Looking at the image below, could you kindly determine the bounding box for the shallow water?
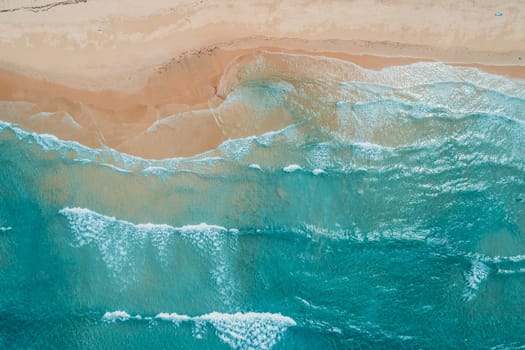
[1,58,525,349]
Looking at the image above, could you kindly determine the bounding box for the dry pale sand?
[0,0,524,158]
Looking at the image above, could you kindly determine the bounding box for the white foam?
[248,163,261,170]
[490,344,525,350]
[0,120,225,173]
[177,222,238,304]
[178,223,228,233]
[330,327,343,334]
[100,162,132,173]
[463,260,490,301]
[312,168,327,176]
[142,166,172,175]
[306,142,332,169]
[293,224,352,240]
[283,164,302,173]
[59,207,238,296]
[496,268,525,275]
[254,124,298,147]
[155,312,192,323]
[292,223,430,242]
[0,227,12,232]
[59,208,231,244]
[104,310,296,349]
[219,136,255,160]
[102,310,136,323]
[353,141,393,153]
[295,296,323,310]
[136,222,175,230]
[477,254,525,263]
[199,312,296,350]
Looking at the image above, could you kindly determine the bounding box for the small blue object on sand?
[495,12,503,16]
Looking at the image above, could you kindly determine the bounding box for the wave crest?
[103,310,296,350]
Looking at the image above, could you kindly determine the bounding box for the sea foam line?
[59,207,239,299]
[0,120,302,173]
[468,252,525,264]
[0,226,12,232]
[0,120,224,172]
[222,51,525,101]
[102,310,296,350]
[59,207,233,235]
[496,268,525,275]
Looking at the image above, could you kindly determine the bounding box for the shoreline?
[1,0,524,91]
[1,0,524,158]
[1,44,524,158]
[1,38,524,93]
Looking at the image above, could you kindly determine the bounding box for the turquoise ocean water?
[1,57,525,349]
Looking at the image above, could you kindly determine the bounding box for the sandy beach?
[0,0,524,158]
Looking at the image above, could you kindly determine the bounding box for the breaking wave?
[102,310,296,350]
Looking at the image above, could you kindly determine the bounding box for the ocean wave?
[141,166,173,176]
[463,260,490,301]
[355,79,524,112]
[0,120,225,173]
[59,207,238,295]
[459,252,525,279]
[345,95,524,126]
[253,124,298,148]
[219,51,525,100]
[312,168,327,176]
[468,253,525,264]
[490,343,525,350]
[0,120,303,174]
[59,206,235,240]
[102,310,296,350]
[102,310,142,322]
[0,226,12,232]
[283,164,302,173]
[496,268,525,275]
[306,142,333,169]
[291,223,432,242]
[218,135,256,161]
[2,71,524,178]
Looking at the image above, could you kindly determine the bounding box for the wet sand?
[0,0,523,158]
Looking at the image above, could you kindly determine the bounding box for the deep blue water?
[1,59,525,349]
